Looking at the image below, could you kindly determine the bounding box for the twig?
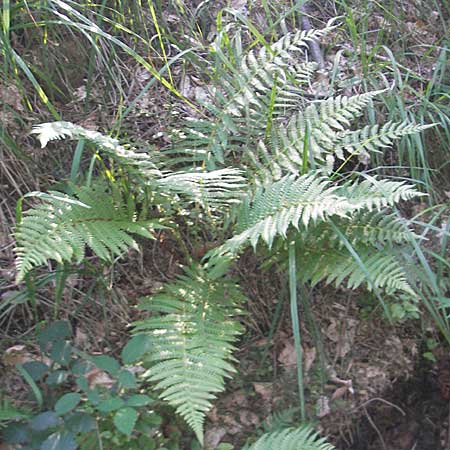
[298,1,325,71]
[354,397,406,416]
[363,406,387,450]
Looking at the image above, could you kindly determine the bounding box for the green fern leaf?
[248,94,434,182]
[130,264,246,444]
[31,122,246,210]
[170,20,338,168]
[14,186,163,282]
[296,243,416,296]
[243,425,335,450]
[218,172,360,254]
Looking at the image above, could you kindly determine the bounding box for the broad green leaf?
[91,355,120,375]
[38,321,71,350]
[118,370,137,388]
[40,431,77,450]
[46,370,68,385]
[55,393,81,416]
[121,334,150,364]
[30,411,60,431]
[65,412,96,434]
[49,341,72,365]
[97,396,124,413]
[113,407,138,437]
[22,361,49,381]
[125,394,153,407]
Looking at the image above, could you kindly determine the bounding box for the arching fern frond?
[243,425,335,450]
[295,243,415,296]
[14,186,163,282]
[333,121,433,160]
[31,122,246,210]
[130,264,246,444]
[246,94,434,183]
[340,176,425,210]
[169,20,338,168]
[158,168,246,207]
[31,121,160,178]
[311,211,417,247]
[219,172,356,254]
[214,172,423,256]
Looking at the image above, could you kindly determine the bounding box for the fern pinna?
[243,425,335,450]
[129,264,246,445]
[14,186,163,282]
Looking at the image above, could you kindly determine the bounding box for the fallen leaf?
[331,385,349,400]
[204,426,227,448]
[86,368,114,389]
[278,340,297,368]
[253,382,273,402]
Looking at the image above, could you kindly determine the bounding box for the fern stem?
[288,241,305,420]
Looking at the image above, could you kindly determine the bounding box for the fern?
[243,425,335,450]
[212,172,423,256]
[14,185,163,282]
[306,211,418,247]
[169,20,337,168]
[31,122,246,209]
[130,264,246,444]
[260,408,300,433]
[247,99,433,183]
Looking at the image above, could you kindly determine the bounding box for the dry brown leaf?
[2,345,33,366]
[278,340,297,368]
[238,410,260,427]
[316,396,330,418]
[253,382,273,402]
[331,385,349,400]
[86,368,114,389]
[304,346,316,374]
[204,426,227,448]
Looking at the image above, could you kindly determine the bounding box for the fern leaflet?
[243,425,335,450]
[14,185,163,282]
[130,264,246,444]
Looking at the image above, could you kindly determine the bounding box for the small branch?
[298,2,326,71]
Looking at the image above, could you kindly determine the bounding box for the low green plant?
[11,16,437,448]
[2,321,164,450]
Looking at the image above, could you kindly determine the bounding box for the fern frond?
[130,264,246,444]
[246,95,434,183]
[261,408,300,433]
[243,425,335,450]
[341,176,425,210]
[31,122,246,210]
[31,121,160,177]
[217,172,359,254]
[296,243,416,296]
[169,21,338,168]
[315,211,417,247]
[334,121,434,158]
[158,168,246,207]
[213,172,423,261]
[14,186,163,282]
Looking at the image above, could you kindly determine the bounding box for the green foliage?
[10,12,437,450]
[31,121,247,209]
[130,263,246,444]
[213,173,422,257]
[243,425,335,450]
[2,321,163,450]
[14,185,163,282]
[0,397,29,429]
[170,20,338,168]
